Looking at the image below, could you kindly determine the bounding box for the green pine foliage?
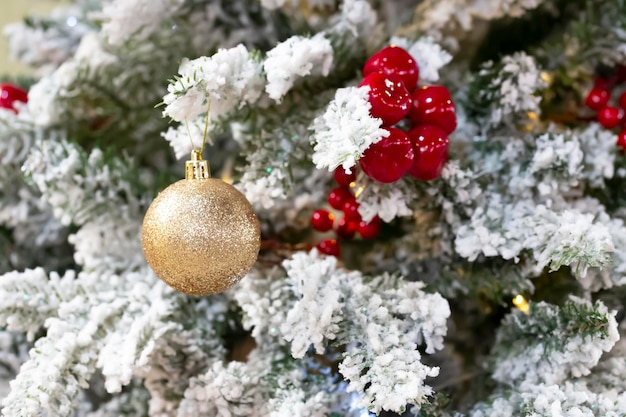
[0,0,626,415]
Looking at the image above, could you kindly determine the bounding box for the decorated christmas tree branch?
[490,298,619,385]
[234,250,450,414]
[4,2,95,75]
[465,51,547,130]
[0,267,232,416]
[2,0,626,415]
[470,379,626,417]
[84,386,150,417]
[0,268,69,341]
[23,140,142,227]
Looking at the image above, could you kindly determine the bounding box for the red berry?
[619,91,626,111]
[359,72,411,126]
[342,199,361,221]
[358,216,381,239]
[409,85,456,134]
[336,217,358,239]
[334,167,356,186]
[359,127,414,183]
[585,87,610,111]
[617,131,626,153]
[363,45,419,91]
[617,65,626,83]
[316,239,340,256]
[328,187,354,210]
[594,77,610,90]
[311,209,334,232]
[407,125,449,181]
[0,83,28,113]
[597,106,623,129]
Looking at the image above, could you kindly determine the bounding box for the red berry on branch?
[0,83,28,113]
[311,209,334,232]
[334,166,356,186]
[617,131,626,153]
[593,77,609,89]
[336,217,358,239]
[359,127,415,183]
[617,65,626,83]
[342,199,361,221]
[619,91,626,111]
[597,106,623,129]
[407,125,449,181]
[328,187,354,210]
[585,87,610,111]
[358,216,381,239]
[316,239,340,256]
[363,45,419,91]
[409,85,457,134]
[359,72,411,126]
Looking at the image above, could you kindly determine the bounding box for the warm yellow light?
[540,71,552,84]
[350,172,368,198]
[527,111,539,120]
[220,158,234,184]
[512,294,530,314]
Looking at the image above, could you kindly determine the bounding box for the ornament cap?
[185,150,211,179]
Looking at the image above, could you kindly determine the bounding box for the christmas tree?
[1,0,626,415]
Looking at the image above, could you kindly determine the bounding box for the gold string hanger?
[185,101,211,180]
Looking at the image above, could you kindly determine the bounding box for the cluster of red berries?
[584,67,626,151]
[310,46,459,257]
[0,83,28,113]
[311,166,382,257]
[358,45,457,183]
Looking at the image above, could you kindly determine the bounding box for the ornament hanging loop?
[185,149,211,179]
[184,99,212,180]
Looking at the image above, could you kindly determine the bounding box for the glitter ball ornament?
[142,151,260,296]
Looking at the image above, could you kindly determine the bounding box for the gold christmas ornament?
[142,150,261,296]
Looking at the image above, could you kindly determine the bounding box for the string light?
[527,111,539,120]
[512,294,530,314]
[351,171,368,199]
[220,157,234,184]
[540,71,552,84]
[522,111,540,132]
